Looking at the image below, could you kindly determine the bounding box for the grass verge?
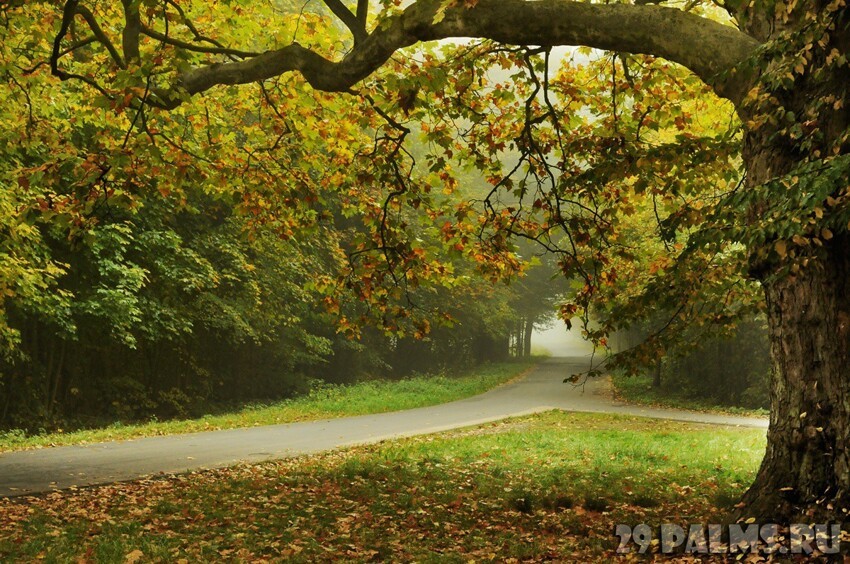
[0,411,766,562]
[0,359,538,452]
[612,373,768,418]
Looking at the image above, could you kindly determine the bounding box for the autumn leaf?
[774,239,788,258]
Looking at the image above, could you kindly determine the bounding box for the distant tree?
[508,248,566,358]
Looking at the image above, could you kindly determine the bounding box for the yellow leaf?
[822,228,834,240]
[774,240,787,258]
[432,1,450,24]
[125,550,144,564]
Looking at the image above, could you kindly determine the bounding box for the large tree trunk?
[741,237,850,520]
[733,0,850,515]
[738,88,850,519]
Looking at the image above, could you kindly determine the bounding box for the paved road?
[0,357,767,497]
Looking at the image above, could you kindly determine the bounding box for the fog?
[530,320,595,358]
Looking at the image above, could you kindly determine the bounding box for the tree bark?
[731,0,850,516]
[740,235,850,520]
[523,318,533,358]
[48,340,67,418]
[514,319,525,358]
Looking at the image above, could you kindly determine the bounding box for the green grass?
[0,360,538,453]
[612,372,769,418]
[0,411,767,562]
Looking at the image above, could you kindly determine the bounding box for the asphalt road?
[0,356,767,497]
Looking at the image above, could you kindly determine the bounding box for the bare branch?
[140,24,261,58]
[322,0,367,44]
[162,0,260,59]
[75,4,125,68]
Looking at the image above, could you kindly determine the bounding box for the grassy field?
[612,373,769,418]
[0,360,537,453]
[0,411,767,562]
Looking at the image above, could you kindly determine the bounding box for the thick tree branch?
[322,0,367,44]
[75,4,125,68]
[356,0,369,26]
[120,0,141,62]
[163,0,759,108]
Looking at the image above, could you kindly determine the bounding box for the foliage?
[354,36,759,374]
[0,2,571,431]
[713,0,850,277]
[0,0,759,418]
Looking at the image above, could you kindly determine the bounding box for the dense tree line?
[614,317,770,409]
[0,167,538,431]
[0,145,550,430]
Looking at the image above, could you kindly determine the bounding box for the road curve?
[0,357,767,497]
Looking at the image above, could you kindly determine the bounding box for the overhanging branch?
[97,0,763,108]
